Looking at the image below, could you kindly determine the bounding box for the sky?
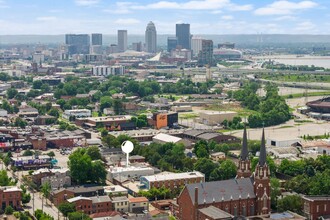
[0,0,329,35]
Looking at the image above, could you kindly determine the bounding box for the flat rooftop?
[142,171,204,182]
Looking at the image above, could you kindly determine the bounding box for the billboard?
[156,113,168,129]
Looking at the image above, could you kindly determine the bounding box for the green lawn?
[206,103,258,117]
[260,73,330,83]
[283,91,330,99]
[179,113,199,119]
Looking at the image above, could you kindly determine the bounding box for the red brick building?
[303,196,330,220]
[0,186,22,210]
[68,195,112,215]
[175,128,271,220]
[51,186,105,206]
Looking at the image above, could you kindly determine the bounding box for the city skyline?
[0,0,328,35]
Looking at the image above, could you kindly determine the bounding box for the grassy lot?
[178,113,199,119]
[206,103,258,117]
[283,91,330,99]
[260,73,330,83]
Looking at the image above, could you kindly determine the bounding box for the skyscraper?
[198,39,214,66]
[167,37,178,52]
[176,23,191,50]
[65,34,90,55]
[91,33,102,45]
[145,21,157,53]
[117,30,127,52]
[191,36,203,56]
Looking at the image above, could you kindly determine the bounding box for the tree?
[100,96,112,111]
[90,160,107,184]
[47,151,55,158]
[101,134,120,148]
[277,195,303,214]
[0,170,14,186]
[6,88,18,99]
[194,158,218,181]
[219,160,237,180]
[22,149,34,156]
[59,202,76,217]
[22,191,31,204]
[112,99,123,115]
[68,148,106,184]
[100,128,108,137]
[33,80,43,89]
[68,150,92,184]
[86,146,102,160]
[270,178,281,210]
[5,206,14,215]
[14,117,28,128]
[48,108,60,118]
[41,182,51,207]
[68,211,91,220]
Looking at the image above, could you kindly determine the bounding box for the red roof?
[128,197,148,203]
[89,211,121,218]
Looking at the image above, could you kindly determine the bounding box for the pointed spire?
[259,127,267,166]
[240,124,248,160]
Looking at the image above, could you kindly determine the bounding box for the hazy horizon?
[2,34,330,46]
[0,0,328,35]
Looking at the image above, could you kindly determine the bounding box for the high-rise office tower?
[117,30,127,52]
[167,37,178,52]
[91,33,102,45]
[191,36,203,56]
[145,21,157,53]
[176,23,191,50]
[198,40,214,66]
[65,34,90,55]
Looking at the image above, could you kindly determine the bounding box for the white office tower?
[191,36,203,56]
[145,21,157,53]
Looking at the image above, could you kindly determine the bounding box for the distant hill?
[1,34,330,47]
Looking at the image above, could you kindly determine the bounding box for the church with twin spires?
[175,127,271,220]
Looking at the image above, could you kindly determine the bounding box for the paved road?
[0,161,63,219]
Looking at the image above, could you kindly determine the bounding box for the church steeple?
[241,124,248,160]
[236,125,251,178]
[259,127,266,166]
[254,128,271,216]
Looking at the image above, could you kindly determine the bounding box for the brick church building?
[175,127,271,220]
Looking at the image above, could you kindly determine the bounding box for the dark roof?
[198,133,220,140]
[199,206,233,219]
[240,125,248,160]
[186,178,255,205]
[259,128,267,166]
[184,129,210,137]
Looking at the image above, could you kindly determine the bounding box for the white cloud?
[221,15,233,20]
[228,3,253,11]
[211,10,222,14]
[131,0,252,11]
[255,0,318,15]
[36,16,57,21]
[274,15,297,21]
[104,2,136,14]
[114,18,140,25]
[294,21,315,31]
[74,0,100,6]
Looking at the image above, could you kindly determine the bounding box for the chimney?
[194,187,198,206]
